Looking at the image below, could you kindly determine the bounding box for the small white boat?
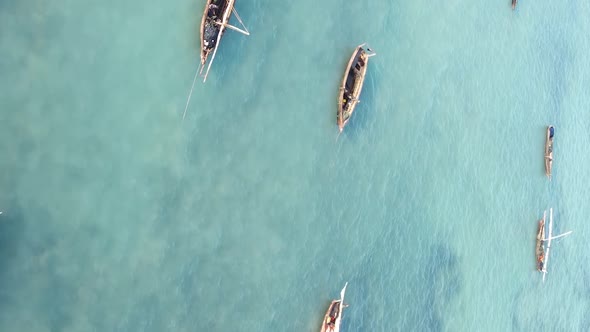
[320,283,348,332]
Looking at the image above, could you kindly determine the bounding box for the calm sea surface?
[1,0,590,331]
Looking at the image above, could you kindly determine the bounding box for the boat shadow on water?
[0,197,87,331]
[0,203,25,312]
[338,276,368,331]
[396,244,462,331]
[344,241,462,330]
[417,244,463,331]
[0,204,24,268]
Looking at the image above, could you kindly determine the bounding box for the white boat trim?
[542,208,553,282]
[340,282,347,303]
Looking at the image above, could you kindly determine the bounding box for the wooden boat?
[337,44,376,132]
[183,0,250,118]
[544,125,554,180]
[535,211,546,272]
[199,0,249,82]
[320,283,348,332]
[512,0,517,10]
[542,208,573,282]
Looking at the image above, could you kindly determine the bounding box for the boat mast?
[202,38,222,82]
[542,208,573,282]
[337,282,348,325]
[340,282,347,302]
[542,208,553,282]
[202,0,238,82]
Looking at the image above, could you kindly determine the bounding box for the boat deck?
[337,45,369,130]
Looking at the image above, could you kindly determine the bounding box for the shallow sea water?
[1,0,590,331]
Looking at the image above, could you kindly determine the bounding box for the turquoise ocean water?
[1,0,590,330]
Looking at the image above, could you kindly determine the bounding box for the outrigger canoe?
[337,44,376,132]
[545,125,554,179]
[535,211,546,272]
[199,0,249,82]
[320,283,348,332]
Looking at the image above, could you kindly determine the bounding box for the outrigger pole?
[545,231,573,242]
[215,8,250,36]
[359,43,377,57]
[184,4,250,119]
[541,208,572,282]
[202,40,222,83]
[215,21,249,35]
[203,9,249,82]
[231,7,250,35]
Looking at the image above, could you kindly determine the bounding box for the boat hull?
[200,0,235,66]
[337,45,370,132]
[535,218,545,271]
[320,300,343,332]
[545,125,554,179]
[320,283,347,332]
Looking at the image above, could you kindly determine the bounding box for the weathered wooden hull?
[337,45,370,132]
[320,300,343,332]
[545,125,554,179]
[200,0,235,67]
[536,218,545,271]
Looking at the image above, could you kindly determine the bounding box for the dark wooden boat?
[535,212,546,272]
[199,0,249,82]
[545,125,554,180]
[320,283,347,332]
[183,0,249,118]
[512,0,517,10]
[337,44,375,132]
